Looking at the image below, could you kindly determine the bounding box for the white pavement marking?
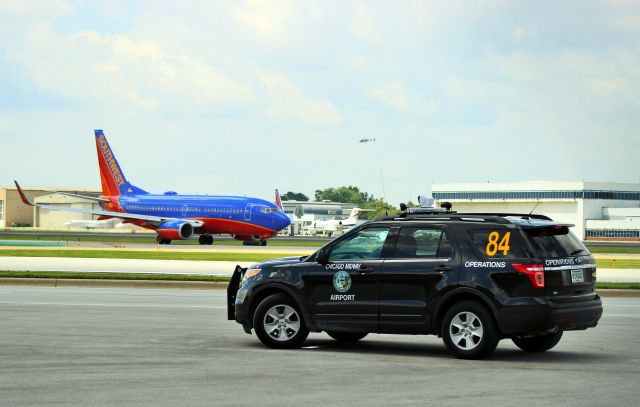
[596,268,640,282]
[0,256,253,276]
[0,257,638,282]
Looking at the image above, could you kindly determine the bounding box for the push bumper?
[227,265,245,321]
[227,265,252,334]
[497,295,603,336]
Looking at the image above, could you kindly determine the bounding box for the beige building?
[34,193,102,228]
[433,181,640,241]
[0,185,101,228]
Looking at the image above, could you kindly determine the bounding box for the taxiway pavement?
[0,286,638,407]
[0,256,638,281]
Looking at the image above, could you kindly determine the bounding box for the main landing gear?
[198,234,214,245]
[157,237,171,245]
[242,239,267,246]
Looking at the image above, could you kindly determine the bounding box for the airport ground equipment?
[228,206,603,359]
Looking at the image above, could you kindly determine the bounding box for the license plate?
[571,269,584,284]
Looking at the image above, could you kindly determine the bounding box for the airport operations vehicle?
[228,206,603,359]
[15,130,290,246]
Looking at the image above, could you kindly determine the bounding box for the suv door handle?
[434,265,452,272]
[358,266,375,274]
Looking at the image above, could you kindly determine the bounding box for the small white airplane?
[64,218,141,231]
[304,208,372,236]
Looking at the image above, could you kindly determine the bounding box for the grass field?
[0,249,306,262]
[586,245,640,255]
[0,271,228,281]
[1,271,638,289]
[0,248,638,268]
[0,234,326,247]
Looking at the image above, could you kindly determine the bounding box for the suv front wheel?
[253,294,309,349]
[512,331,563,352]
[441,301,499,359]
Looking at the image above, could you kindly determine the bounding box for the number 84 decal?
[486,231,511,256]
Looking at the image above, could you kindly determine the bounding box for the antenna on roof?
[527,201,542,218]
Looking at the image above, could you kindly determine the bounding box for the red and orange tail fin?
[275,189,284,211]
[94,129,147,197]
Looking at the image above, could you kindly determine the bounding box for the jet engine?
[156,220,194,240]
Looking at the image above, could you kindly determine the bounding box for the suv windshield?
[525,226,589,258]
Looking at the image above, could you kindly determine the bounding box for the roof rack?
[377,213,512,224]
[376,212,553,224]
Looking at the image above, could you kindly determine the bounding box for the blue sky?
[1,0,639,204]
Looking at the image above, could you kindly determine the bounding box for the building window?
[586,229,640,238]
[433,190,640,201]
[0,200,4,221]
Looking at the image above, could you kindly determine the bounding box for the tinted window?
[330,227,390,260]
[393,227,453,258]
[525,227,589,258]
[470,229,528,259]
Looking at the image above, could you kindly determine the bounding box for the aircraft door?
[244,203,254,221]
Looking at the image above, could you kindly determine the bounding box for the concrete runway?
[0,256,638,281]
[0,286,638,407]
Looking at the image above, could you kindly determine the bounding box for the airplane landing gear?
[157,237,171,245]
[199,235,214,245]
[242,239,267,246]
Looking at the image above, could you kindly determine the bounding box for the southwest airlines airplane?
[15,130,291,246]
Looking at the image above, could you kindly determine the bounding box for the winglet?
[275,189,284,211]
[13,181,34,206]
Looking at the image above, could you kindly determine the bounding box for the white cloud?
[259,71,343,125]
[369,82,438,117]
[10,27,255,113]
[229,0,298,46]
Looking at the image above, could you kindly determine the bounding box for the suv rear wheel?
[253,294,309,349]
[441,301,499,359]
[326,331,368,343]
[512,331,563,352]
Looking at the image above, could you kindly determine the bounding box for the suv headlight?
[242,268,262,284]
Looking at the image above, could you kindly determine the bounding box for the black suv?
[227,210,603,359]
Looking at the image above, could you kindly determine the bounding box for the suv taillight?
[512,263,545,289]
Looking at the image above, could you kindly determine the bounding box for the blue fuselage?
[110,194,291,236]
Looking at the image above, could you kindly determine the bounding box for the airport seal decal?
[333,271,351,293]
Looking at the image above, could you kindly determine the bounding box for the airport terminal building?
[433,181,640,241]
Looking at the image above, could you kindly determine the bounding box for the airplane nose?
[277,212,291,230]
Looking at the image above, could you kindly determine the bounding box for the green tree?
[361,198,397,220]
[314,186,373,204]
[282,191,309,201]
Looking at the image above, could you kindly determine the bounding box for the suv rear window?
[524,226,588,258]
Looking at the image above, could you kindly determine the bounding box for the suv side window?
[392,227,453,259]
[469,229,528,259]
[329,227,390,261]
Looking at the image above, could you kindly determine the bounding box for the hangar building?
[0,185,101,229]
[433,181,640,241]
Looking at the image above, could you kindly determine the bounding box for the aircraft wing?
[14,181,203,228]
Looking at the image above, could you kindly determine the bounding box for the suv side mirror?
[316,248,330,265]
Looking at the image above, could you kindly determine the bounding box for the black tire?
[326,331,368,343]
[512,331,563,352]
[206,235,214,245]
[441,300,499,359]
[260,239,267,246]
[198,235,207,245]
[253,294,309,349]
